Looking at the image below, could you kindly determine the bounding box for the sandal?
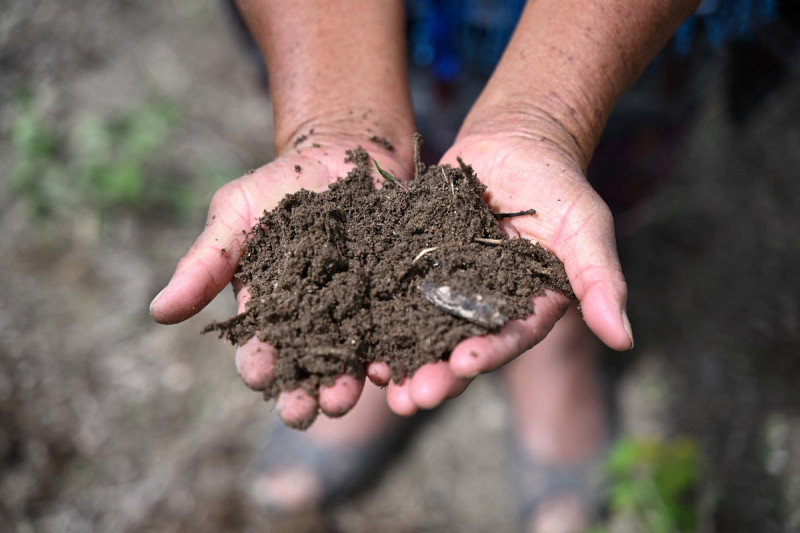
[247,412,425,515]
[511,349,620,532]
[513,439,610,532]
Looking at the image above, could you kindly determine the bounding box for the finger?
[572,262,632,351]
[449,291,570,378]
[365,361,392,386]
[276,387,319,430]
[407,361,471,410]
[318,374,365,418]
[233,278,249,313]
[386,378,418,417]
[235,337,276,391]
[150,182,253,324]
[554,199,633,351]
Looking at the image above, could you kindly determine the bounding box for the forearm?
[460,0,699,169]
[235,0,415,157]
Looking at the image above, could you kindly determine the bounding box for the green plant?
[7,89,185,219]
[373,158,406,190]
[590,436,704,533]
[8,89,61,216]
[71,100,180,210]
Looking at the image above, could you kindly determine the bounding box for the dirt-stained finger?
[449,291,570,378]
[276,388,319,430]
[149,182,251,325]
[233,278,249,313]
[235,336,276,391]
[365,361,392,386]
[318,374,364,417]
[386,378,418,417]
[408,361,471,409]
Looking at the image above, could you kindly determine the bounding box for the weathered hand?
[150,139,409,428]
[381,130,633,415]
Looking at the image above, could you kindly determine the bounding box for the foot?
[248,381,408,512]
[502,304,610,533]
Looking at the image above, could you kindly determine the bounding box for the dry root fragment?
[412,247,440,264]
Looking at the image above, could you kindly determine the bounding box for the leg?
[502,304,609,533]
[249,381,405,512]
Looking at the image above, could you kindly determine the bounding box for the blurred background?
[1,1,799,532]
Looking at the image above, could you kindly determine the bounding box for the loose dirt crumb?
[369,135,395,151]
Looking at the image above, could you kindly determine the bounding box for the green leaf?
[373,158,404,189]
[609,481,638,511]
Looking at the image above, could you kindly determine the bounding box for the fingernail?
[149,287,166,313]
[621,310,634,350]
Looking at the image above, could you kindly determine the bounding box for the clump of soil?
[204,143,573,401]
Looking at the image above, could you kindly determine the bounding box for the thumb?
[149,184,252,324]
[555,196,633,351]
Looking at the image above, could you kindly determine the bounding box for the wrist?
[275,108,416,178]
[276,108,414,162]
[457,0,700,171]
[457,105,595,173]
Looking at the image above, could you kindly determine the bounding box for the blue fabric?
[407,0,780,79]
[407,0,526,80]
[674,0,778,54]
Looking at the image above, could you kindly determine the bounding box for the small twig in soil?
[493,209,537,219]
[412,246,440,264]
[309,346,353,358]
[473,237,504,245]
[413,132,424,181]
[442,167,455,198]
[527,266,554,277]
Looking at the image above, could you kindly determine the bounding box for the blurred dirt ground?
[1,1,799,532]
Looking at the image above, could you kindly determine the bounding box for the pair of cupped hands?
[149,116,632,429]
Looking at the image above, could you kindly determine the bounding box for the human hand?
[379,127,633,415]
[374,0,693,420]
[150,135,410,429]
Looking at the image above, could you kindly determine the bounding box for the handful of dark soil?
[205,145,573,400]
